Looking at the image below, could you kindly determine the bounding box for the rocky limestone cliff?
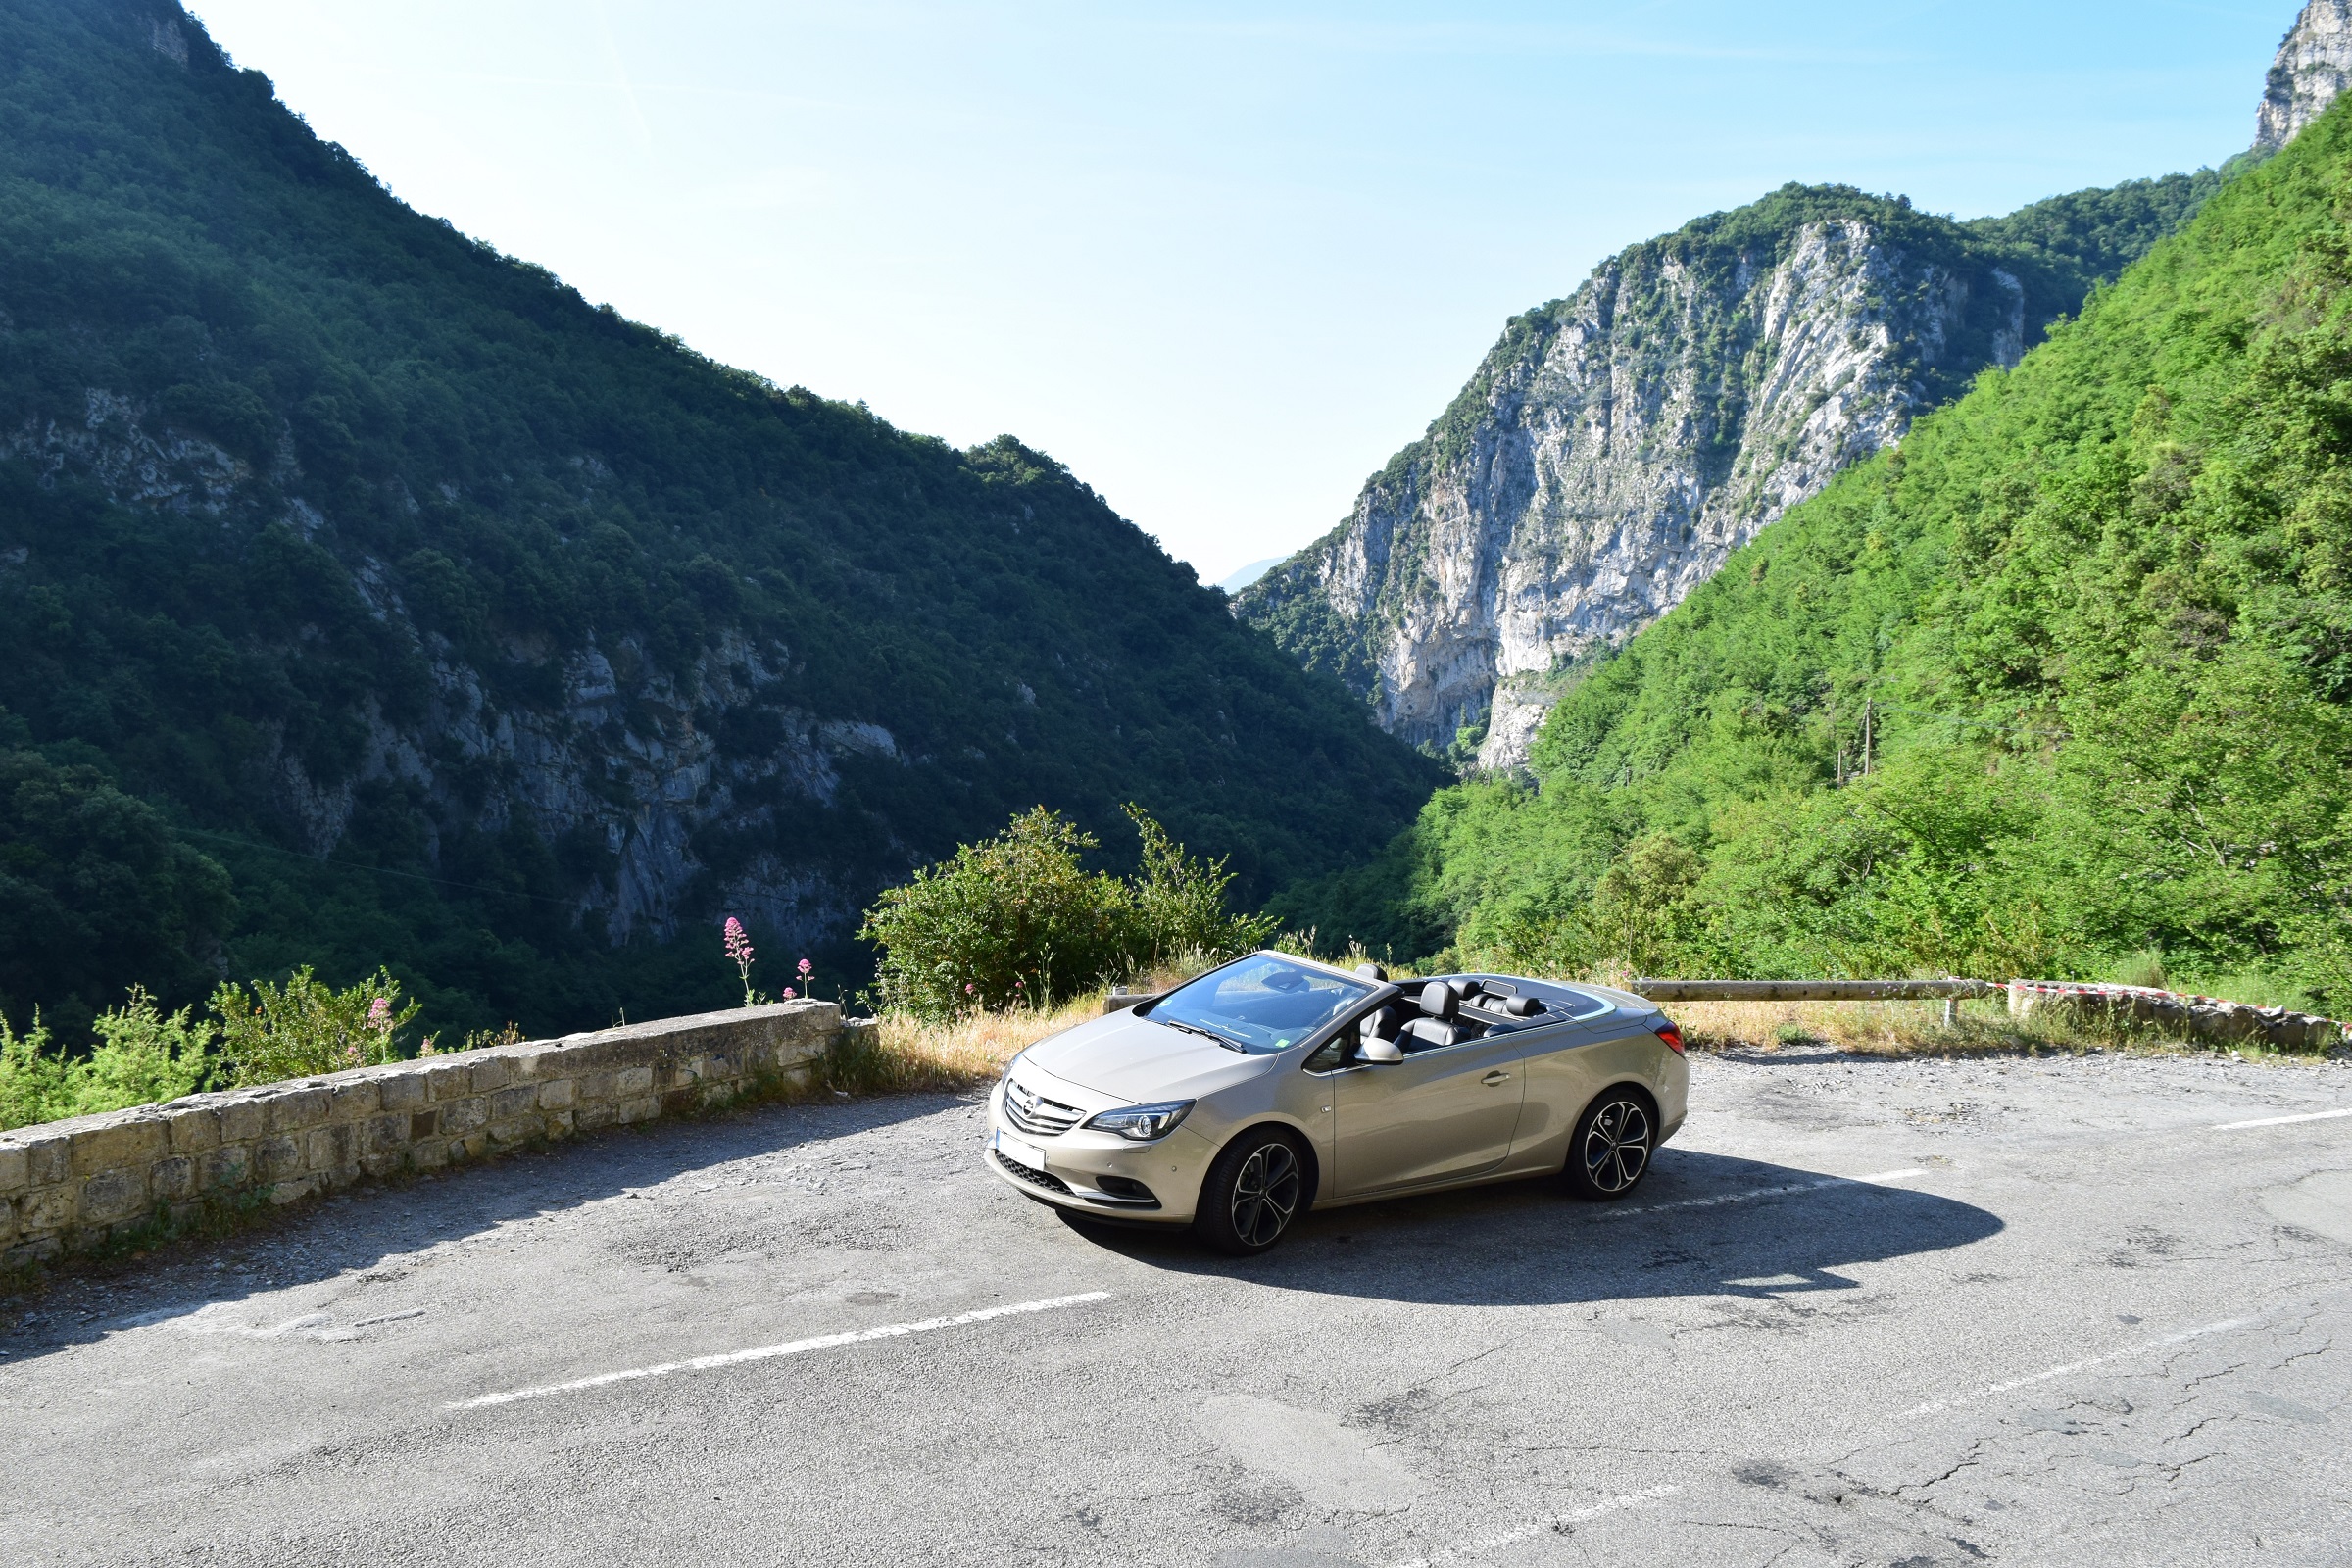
[1241,162,2236,772]
[2259,1,2352,152]
[1239,189,2086,767]
[5,391,883,954]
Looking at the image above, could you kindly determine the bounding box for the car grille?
[1002,1079,1084,1137]
[993,1149,1073,1195]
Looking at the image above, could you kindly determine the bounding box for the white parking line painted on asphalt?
[450,1291,1113,1410]
[2214,1107,2352,1131]
[1392,1485,1680,1567]
[1898,1316,2256,1419]
[350,1308,427,1328]
[1601,1168,1926,1219]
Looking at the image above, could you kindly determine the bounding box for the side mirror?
[1356,1036,1403,1064]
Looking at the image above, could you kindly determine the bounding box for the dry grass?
[817,996,1102,1096]
[815,956,1232,1098]
[1667,996,2329,1059]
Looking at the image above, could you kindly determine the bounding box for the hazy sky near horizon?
[189,0,2293,582]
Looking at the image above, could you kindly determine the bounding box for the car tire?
[1194,1128,1308,1256]
[1565,1089,1655,1200]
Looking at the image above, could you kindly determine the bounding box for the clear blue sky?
[189,0,2296,582]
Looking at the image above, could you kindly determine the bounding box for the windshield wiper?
[1158,1018,1247,1053]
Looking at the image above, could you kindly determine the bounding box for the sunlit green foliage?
[210,966,422,1085]
[861,807,1276,1018]
[0,989,219,1130]
[1279,105,2352,1011]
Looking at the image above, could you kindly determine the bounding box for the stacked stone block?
[2005,980,2342,1051]
[0,1000,861,1270]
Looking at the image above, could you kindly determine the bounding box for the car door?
[1332,1031,1529,1196]
[1507,999,1653,1171]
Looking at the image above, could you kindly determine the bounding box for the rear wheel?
[1194,1129,1307,1255]
[1565,1090,1654,1200]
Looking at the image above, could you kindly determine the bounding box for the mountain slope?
[1236,175,2223,769]
[0,0,1444,1036]
[1290,91,2352,1008]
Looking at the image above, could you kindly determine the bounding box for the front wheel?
[1194,1129,1307,1255]
[1565,1090,1654,1200]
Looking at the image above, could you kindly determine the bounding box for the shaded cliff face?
[2259,1,2352,151]
[1239,185,2177,766]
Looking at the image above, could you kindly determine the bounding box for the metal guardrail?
[1631,979,2003,1002]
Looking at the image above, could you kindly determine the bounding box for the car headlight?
[1081,1100,1195,1141]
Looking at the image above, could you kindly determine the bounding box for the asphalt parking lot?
[3,1045,2348,1567]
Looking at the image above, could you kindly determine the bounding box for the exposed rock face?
[1239,191,2042,767]
[2258,1,2352,152]
[5,392,884,953]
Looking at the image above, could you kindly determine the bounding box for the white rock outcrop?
[2258,1,2352,152]
[1242,208,2029,768]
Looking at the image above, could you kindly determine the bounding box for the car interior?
[1353,976,1560,1057]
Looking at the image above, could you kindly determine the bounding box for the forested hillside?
[0,0,1443,1038]
[1281,96,2352,1013]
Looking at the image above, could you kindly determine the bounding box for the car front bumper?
[982,1073,1217,1224]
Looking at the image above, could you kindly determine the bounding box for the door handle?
[1483,1070,1512,1085]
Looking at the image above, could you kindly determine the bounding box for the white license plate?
[996,1131,1047,1171]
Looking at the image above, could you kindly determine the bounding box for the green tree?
[860,808,1132,1016]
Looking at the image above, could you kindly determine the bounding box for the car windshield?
[1148,955,1373,1054]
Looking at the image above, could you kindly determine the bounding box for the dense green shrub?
[0,988,218,1130]
[860,807,1275,1018]
[211,966,422,1084]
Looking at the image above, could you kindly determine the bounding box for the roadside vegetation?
[858,805,1272,1018]
[0,966,489,1132]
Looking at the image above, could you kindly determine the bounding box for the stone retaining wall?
[2006,980,2341,1050]
[0,1000,864,1271]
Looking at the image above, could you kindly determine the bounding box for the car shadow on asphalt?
[1063,1148,2004,1305]
[0,1091,977,1361]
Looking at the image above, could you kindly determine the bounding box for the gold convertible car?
[985,951,1689,1253]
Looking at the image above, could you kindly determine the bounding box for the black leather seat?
[1400,981,1463,1052]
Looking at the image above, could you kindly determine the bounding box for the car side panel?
[1331,1035,1529,1196]
[1506,1019,1681,1174]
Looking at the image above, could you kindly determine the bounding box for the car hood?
[1018,1010,1267,1104]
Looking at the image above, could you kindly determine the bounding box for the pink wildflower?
[798,957,812,976]
[783,987,796,999]
[723,917,759,1005]
[368,996,392,1030]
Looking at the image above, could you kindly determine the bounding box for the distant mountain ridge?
[1238,175,2224,766]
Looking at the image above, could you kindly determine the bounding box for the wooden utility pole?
[1863,696,1874,776]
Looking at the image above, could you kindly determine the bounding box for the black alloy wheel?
[1567,1092,1654,1200]
[1196,1130,1306,1255]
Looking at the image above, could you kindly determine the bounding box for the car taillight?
[1654,1021,1685,1055]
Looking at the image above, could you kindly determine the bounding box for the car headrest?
[1355,961,1388,981]
[1358,1005,1401,1042]
[1418,981,1457,1022]
[1502,995,1541,1017]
